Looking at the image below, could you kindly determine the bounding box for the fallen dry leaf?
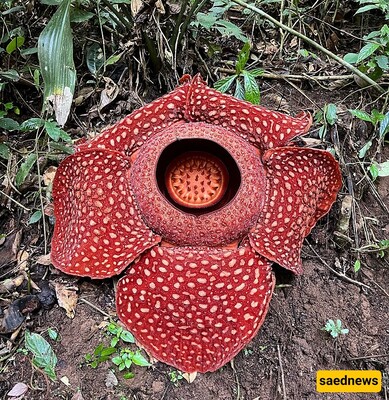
[182,371,197,383]
[7,382,28,398]
[43,166,57,186]
[0,274,24,294]
[98,77,119,111]
[71,391,85,400]
[55,283,78,318]
[36,254,52,266]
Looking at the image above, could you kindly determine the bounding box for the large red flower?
[51,75,342,373]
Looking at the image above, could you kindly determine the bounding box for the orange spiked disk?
[165,151,229,209]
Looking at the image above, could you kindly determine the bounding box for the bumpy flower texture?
[51,75,342,373]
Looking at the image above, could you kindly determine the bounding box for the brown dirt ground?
[1,83,388,400]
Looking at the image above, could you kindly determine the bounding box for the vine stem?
[230,0,385,94]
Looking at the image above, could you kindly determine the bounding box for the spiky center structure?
[165,151,229,209]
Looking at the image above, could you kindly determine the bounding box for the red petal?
[77,83,190,155]
[249,147,342,274]
[186,75,312,150]
[116,245,275,373]
[51,149,161,278]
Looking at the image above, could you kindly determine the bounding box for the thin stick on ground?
[306,242,371,290]
[231,0,385,94]
[79,297,111,318]
[277,344,287,400]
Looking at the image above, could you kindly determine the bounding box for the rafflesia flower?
[51,75,342,373]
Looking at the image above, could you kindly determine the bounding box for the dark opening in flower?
[51,75,342,373]
[156,139,241,214]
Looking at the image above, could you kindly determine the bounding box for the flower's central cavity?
[156,139,241,215]
[165,151,229,209]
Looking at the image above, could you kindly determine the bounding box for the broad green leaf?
[358,140,372,158]
[236,42,250,74]
[40,0,62,5]
[20,47,38,56]
[20,118,45,131]
[354,259,361,273]
[15,153,37,186]
[375,55,389,70]
[6,36,25,54]
[86,43,104,75]
[371,109,384,124]
[45,121,72,142]
[355,4,380,14]
[356,42,380,64]
[379,112,389,139]
[216,20,247,42]
[196,13,217,29]
[344,53,359,64]
[71,8,94,23]
[112,356,121,365]
[132,351,151,367]
[376,161,389,177]
[325,103,337,125]
[100,347,117,357]
[105,52,123,67]
[0,117,20,131]
[120,330,135,343]
[249,68,264,77]
[369,163,379,180]
[0,69,20,81]
[25,331,57,381]
[242,70,260,104]
[299,49,310,57]
[0,143,10,160]
[38,0,76,126]
[349,109,372,122]
[49,142,74,154]
[318,125,327,140]
[47,328,59,341]
[29,210,43,224]
[234,79,245,100]
[214,75,236,93]
[33,69,40,87]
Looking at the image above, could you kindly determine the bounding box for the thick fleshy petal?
[116,245,275,373]
[77,83,190,156]
[51,149,161,278]
[185,75,312,150]
[249,147,342,274]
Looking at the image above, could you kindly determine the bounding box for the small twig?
[216,67,357,82]
[0,190,31,211]
[277,344,287,400]
[79,297,111,318]
[229,359,242,400]
[306,242,371,290]
[348,353,389,361]
[230,0,385,93]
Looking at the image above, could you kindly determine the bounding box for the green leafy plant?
[24,330,58,380]
[193,0,247,42]
[344,25,389,82]
[314,103,338,139]
[84,343,117,368]
[214,42,263,104]
[112,349,151,379]
[322,319,349,338]
[349,109,389,180]
[168,369,184,387]
[354,0,389,19]
[355,239,389,258]
[84,321,149,378]
[106,321,135,347]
